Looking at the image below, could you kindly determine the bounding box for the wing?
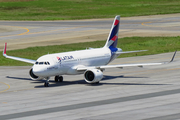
[3,43,36,64]
[77,51,177,71]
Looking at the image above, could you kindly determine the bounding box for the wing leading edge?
[3,43,36,64]
[77,50,177,71]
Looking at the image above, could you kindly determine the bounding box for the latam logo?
[57,56,61,62]
[57,55,74,62]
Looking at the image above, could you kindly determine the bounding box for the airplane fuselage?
[32,47,122,77]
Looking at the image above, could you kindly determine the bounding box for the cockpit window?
[35,61,50,65]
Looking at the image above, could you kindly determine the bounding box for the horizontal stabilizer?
[115,50,147,55]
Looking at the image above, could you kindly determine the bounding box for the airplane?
[3,15,177,87]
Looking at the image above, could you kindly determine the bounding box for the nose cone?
[32,65,47,77]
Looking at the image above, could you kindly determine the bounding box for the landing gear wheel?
[54,76,63,82]
[44,78,50,87]
[95,81,99,84]
[44,82,49,87]
[55,76,59,82]
[59,76,63,82]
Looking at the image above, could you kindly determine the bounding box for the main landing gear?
[55,75,63,82]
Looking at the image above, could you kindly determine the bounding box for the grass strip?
[0,0,180,20]
[1,36,180,66]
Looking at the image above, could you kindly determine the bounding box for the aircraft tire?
[95,81,100,84]
[55,76,59,82]
[44,82,49,87]
[59,76,63,82]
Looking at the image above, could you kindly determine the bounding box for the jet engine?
[29,68,43,80]
[84,69,103,83]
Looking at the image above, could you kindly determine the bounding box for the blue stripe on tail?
[106,16,120,63]
[104,15,120,49]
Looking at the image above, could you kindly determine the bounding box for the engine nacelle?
[29,68,43,80]
[84,69,103,83]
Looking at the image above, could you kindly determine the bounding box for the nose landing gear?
[44,77,50,87]
[44,81,49,87]
[44,76,63,87]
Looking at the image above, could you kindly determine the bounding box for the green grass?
[0,0,180,20]
[1,36,180,66]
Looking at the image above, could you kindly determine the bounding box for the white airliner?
[3,15,176,87]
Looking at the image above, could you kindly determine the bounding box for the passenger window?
[35,61,50,65]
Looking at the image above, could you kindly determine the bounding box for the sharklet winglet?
[3,43,7,56]
[170,50,177,62]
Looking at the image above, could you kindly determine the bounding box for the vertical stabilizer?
[104,15,120,49]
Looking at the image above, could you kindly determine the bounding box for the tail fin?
[104,15,120,49]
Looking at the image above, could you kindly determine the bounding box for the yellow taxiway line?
[0,82,10,93]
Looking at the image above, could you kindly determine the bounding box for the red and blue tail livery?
[105,15,120,49]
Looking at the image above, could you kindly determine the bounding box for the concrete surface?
[0,14,180,120]
[0,52,180,120]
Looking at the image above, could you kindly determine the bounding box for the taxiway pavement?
[0,52,180,120]
[0,14,180,120]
